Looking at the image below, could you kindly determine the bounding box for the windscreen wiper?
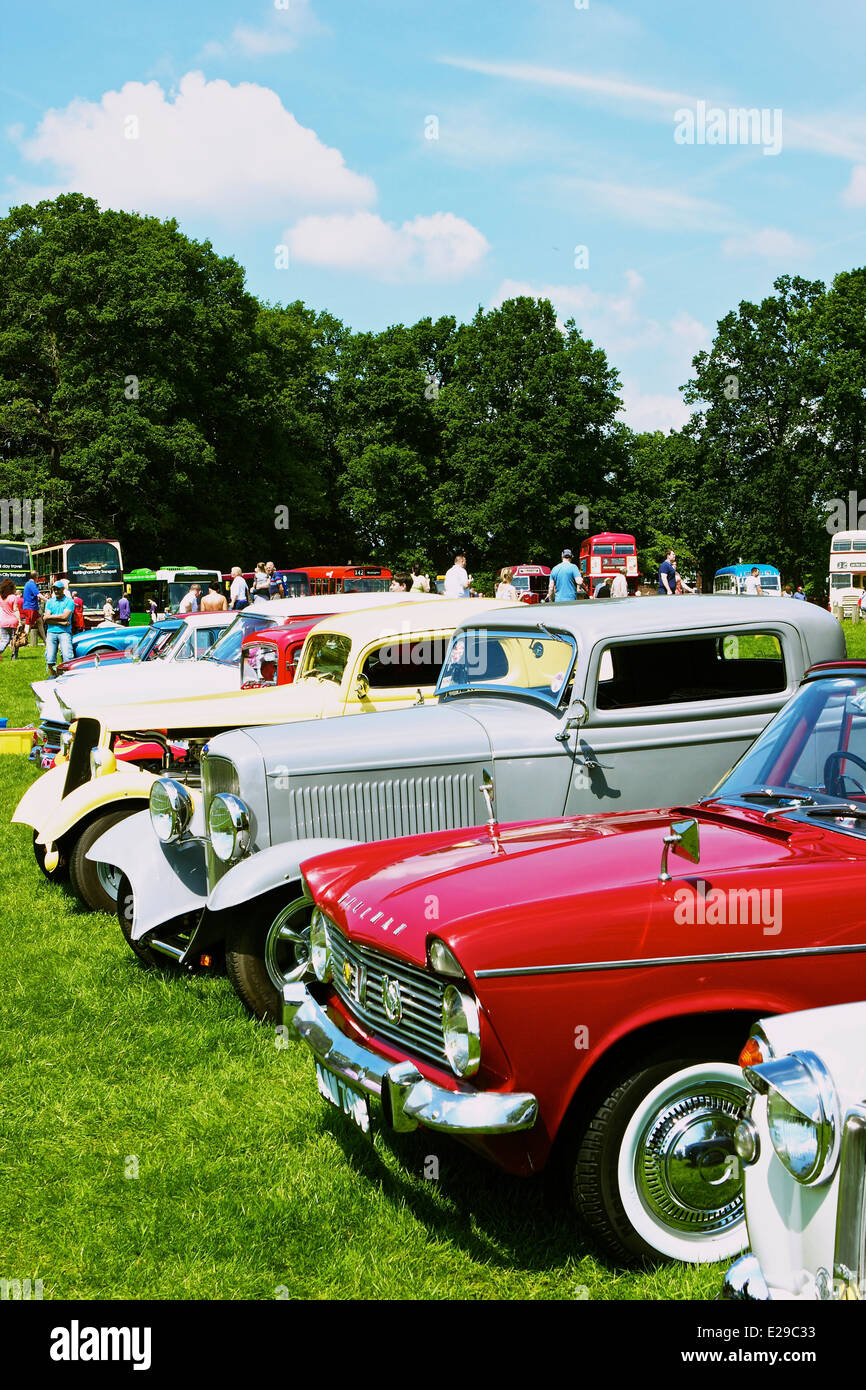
[536,622,567,644]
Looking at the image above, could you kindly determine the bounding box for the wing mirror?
[555,696,589,743]
[355,673,370,700]
[658,818,701,882]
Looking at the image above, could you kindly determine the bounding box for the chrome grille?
[202,754,240,889]
[289,772,477,841]
[328,919,448,1068]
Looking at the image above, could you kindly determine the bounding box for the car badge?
[343,959,353,988]
[381,975,403,1024]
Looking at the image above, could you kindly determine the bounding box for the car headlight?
[745,1050,841,1185]
[309,908,332,982]
[442,984,481,1078]
[59,729,74,754]
[149,778,194,843]
[89,747,117,778]
[207,793,250,863]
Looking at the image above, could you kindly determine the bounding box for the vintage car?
[66,623,153,662]
[57,618,184,675]
[239,620,320,689]
[14,598,496,916]
[87,597,844,1024]
[283,659,866,1268]
[723,997,866,1301]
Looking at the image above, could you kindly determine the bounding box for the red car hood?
[302,806,864,976]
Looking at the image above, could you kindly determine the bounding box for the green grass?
[2,620,862,1301]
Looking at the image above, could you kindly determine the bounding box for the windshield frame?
[201,612,275,666]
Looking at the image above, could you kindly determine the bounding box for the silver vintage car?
[92,597,844,1019]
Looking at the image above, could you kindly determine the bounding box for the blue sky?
[3,0,866,430]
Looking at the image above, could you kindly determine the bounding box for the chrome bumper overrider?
[722,1254,771,1300]
[283,983,538,1136]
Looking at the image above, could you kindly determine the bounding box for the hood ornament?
[659,818,701,883]
[479,768,504,854]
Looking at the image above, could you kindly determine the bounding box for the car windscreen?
[298,632,352,683]
[436,628,577,708]
[133,625,179,661]
[713,674,866,831]
[202,613,275,666]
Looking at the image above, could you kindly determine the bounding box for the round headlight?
[309,908,332,982]
[208,793,250,863]
[59,729,74,754]
[442,984,481,1078]
[149,779,194,844]
[762,1051,840,1185]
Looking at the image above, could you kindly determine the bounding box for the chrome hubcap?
[264,897,312,990]
[96,859,123,902]
[637,1082,748,1233]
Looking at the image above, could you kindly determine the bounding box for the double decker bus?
[510,564,550,604]
[125,567,223,622]
[578,533,639,595]
[713,564,781,596]
[288,565,392,596]
[828,530,866,613]
[0,541,32,591]
[32,538,124,625]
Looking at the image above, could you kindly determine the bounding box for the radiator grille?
[288,772,477,842]
[202,754,240,889]
[328,919,448,1068]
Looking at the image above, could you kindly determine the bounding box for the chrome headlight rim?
[309,907,333,983]
[149,778,194,844]
[442,984,481,1078]
[746,1049,841,1186]
[207,793,251,863]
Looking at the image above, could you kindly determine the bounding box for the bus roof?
[581,533,636,545]
[829,531,866,542]
[715,564,780,577]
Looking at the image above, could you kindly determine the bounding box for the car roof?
[307,597,509,642]
[180,612,236,627]
[255,592,442,618]
[452,594,840,643]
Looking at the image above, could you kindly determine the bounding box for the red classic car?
[284,660,866,1267]
[240,618,323,688]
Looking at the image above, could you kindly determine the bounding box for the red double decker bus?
[578,533,639,595]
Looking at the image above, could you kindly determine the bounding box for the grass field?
[2,620,863,1301]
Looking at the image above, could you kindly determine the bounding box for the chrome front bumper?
[283,982,538,1136]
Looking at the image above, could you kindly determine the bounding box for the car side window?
[361,638,446,690]
[196,627,220,658]
[173,632,195,661]
[595,632,787,710]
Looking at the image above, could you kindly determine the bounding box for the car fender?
[86,807,209,940]
[35,767,157,848]
[206,838,359,915]
[12,762,69,831]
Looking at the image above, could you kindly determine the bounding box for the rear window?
[362,638,446,689]
[596,632,786,710]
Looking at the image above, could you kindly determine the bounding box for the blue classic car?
[62,620,183,671]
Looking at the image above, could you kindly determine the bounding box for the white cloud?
[286,210,489,280]
[201,1,322,60]
[440,57,693,112]
[842,164,866,205]
[619,383,691,433]
[563,176,732,231]
[9,72,375,221]
[722,227,811,258]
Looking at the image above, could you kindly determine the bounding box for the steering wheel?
[823,748,866,797]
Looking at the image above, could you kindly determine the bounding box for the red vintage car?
[240,618,324,688]
[285,660,866,1267]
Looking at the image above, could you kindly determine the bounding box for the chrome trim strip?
[283,983,538,1136]
[832,1103,866,1300]
[476,941,866,979]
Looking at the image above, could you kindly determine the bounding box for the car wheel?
[68,808,141,913]
[571,1053,752,1265]
[116,873,161,967]
[225,891,313,1021]
[32,828,68,882]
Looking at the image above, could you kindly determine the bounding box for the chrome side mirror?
[355,673,370,700]
[659,818,701,882]
[555,696,589,743]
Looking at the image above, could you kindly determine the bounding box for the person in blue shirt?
[547,548,584,602]
[44,579,75,674]
[792,585,806,601]
[21,572,44,644]
[658,550,676,595]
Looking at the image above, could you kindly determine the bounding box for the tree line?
[1,192,863,593]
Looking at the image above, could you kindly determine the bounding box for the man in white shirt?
[443,553,471,598]
[178,584,201,614]
[743,567,763,596]
[229,566,250,610]
[610,571,628,598]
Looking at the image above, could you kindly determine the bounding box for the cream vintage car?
[13,597,503,915]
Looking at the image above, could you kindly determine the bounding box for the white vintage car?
[724,998,866,1300]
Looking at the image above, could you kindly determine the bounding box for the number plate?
[315,1062,372,1135]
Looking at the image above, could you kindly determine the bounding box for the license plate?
[315,1062,372,1135]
